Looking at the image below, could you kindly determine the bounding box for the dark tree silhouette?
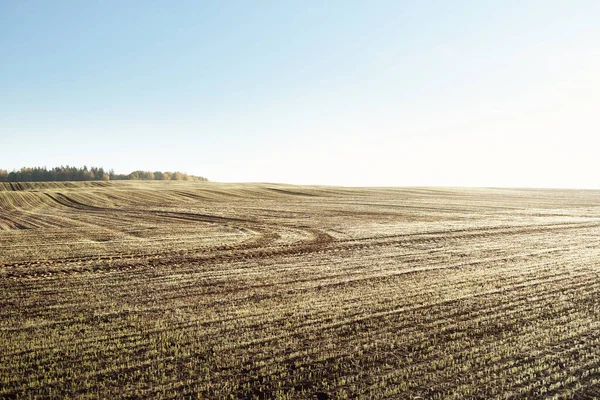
[0,166,207,182]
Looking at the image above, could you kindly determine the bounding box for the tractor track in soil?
[2,218,597,279]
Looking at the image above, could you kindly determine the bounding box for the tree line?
[0,166,208,182]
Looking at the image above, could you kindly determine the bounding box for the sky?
[1,1,599,188]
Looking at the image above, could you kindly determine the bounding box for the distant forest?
[0,166,208,182]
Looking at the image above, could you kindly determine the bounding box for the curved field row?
[1,182,600,399]
[0,181,112,192]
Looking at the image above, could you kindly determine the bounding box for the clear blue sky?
[1,1,599,187]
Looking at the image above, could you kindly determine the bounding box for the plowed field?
[1,181,600,399]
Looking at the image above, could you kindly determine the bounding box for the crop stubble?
[1,181,600,399]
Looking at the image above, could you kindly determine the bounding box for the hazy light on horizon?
[1,1,599,188]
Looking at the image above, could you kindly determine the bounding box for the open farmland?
[1,181,600,399]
